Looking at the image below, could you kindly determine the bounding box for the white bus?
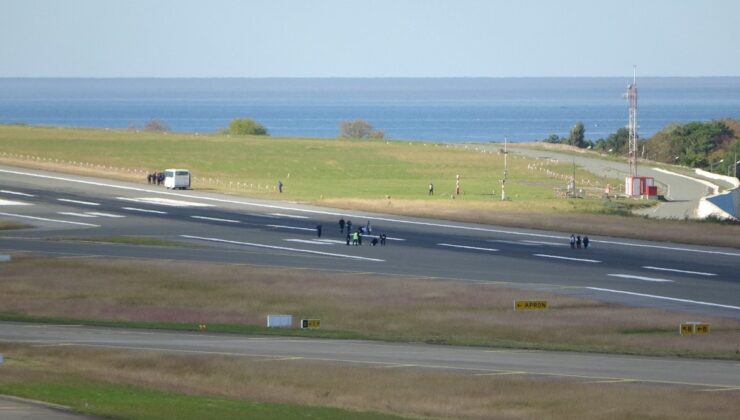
[163,169,191,190]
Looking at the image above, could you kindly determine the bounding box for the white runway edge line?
[642,266,716,277]
[190,215,240,224]
[57,198,100,206]
[587,287,740,311]
[534,254,601,263]
[270,213,309,219]
[0,212,99,227]
[607,274,674,283]
[438,243,499,252]
[3,168,738,257]
[0,190,35,197]
[121,207,167,215]
[180,235,385,262]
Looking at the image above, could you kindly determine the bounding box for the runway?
[1,164,739,320]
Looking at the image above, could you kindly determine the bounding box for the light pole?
[501,137,507,201]
[709,159,723,173]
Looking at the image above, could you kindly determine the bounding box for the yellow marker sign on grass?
[680,322,710,335]
[301,319,321,329]
[514,300,548,310]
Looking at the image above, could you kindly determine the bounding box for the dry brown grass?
[1,343,738,419]
[2,255,738,358]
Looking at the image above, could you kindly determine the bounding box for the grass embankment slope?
[2,124,737,247]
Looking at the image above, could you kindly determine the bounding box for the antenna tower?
[627,66,638,177]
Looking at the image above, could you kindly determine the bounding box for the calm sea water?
[1,78,739,142]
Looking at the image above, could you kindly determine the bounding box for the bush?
[144,119,170,132]
[227,118,268,136]
[339,119,384,139]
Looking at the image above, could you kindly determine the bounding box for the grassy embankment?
[3,124,738,247]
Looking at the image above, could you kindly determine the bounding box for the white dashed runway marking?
[191,215,241,224]
[267,224,315,232]
[642,266,716,277]
[438,243,499,252]
[521,240,568,246]
[363,234,405,241]
[85,212,125,218]
[117,197,213,207]
[121,207,168,215]
[0,199,30,206]
[57,212,98,218]
[270,213,309,219]
[533,254,601,263]
[285,239,333,245]
[0,190,35,197]
[180,235,385,262]
[490,239,539,246]
[57,198,100,206]
[0,212,99,227]
[607,274,674,283]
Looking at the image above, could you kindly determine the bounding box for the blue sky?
[2,0,739,77]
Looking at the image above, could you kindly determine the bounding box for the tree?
[339,119,384,139]
[594,127,630,154]
[227,118,268,136]
[144,119,169,132]
[567,121,586,148]
[642,120,736,169]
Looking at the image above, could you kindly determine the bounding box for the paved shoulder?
[0,395,98,420]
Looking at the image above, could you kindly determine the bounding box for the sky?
[2,0,739,77]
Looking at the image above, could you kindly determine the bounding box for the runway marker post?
[301,319,321,329]
[680,322,710,335]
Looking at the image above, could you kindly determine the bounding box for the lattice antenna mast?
[627,66,638,177]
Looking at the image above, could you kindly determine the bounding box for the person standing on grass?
[339,217,345,233]
[429,182,434,195]
[583,235,590,249]
[278,180,283,193]
[570,234,576,249]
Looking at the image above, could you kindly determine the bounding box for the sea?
[1,77,739,142]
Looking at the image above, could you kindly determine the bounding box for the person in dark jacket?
[583,235,590,249]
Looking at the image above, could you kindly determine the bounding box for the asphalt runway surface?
[1,164,738,320]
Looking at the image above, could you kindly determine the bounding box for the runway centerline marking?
[608,274,674,283]
[0,199,30,206]
[267,224,315,232]
[438,243,499,252]
[490,239,538,246]
[57,198,100,206]
[121,207,167,215]
[534,254,600,263]
[642,266,716,277]
[285,239,333,245]
[0,212,99,227]
[521,240,568,246]
[270,213,309,219]
[0,190,35,197]
[180,235,385,262]
[57,212,98,218]
[117,197,213,207]
[190,215,241,224]
[587,287,740,311]
[363,234,405,241]
[85,212,125,218]
[3,168,738,257]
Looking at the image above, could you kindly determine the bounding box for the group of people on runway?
[570,234,589,249]
[335,218,387,247]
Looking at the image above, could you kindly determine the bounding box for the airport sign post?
[680,322,710,335]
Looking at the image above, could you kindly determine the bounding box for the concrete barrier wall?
[694,168,740,189]
[697,188,740,221]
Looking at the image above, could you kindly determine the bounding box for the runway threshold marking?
[57,198,100,206]
[190,215,241,223]
[608,274,674,283]
[587,287,740,311]
[0,212,99,227]
[180,235,385,262]
[438,243,499,252]
[533,254,600,263]
[4,168,739,257]
[121,207,167,215]
[0,190,35,197]
[642,266,716,276]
